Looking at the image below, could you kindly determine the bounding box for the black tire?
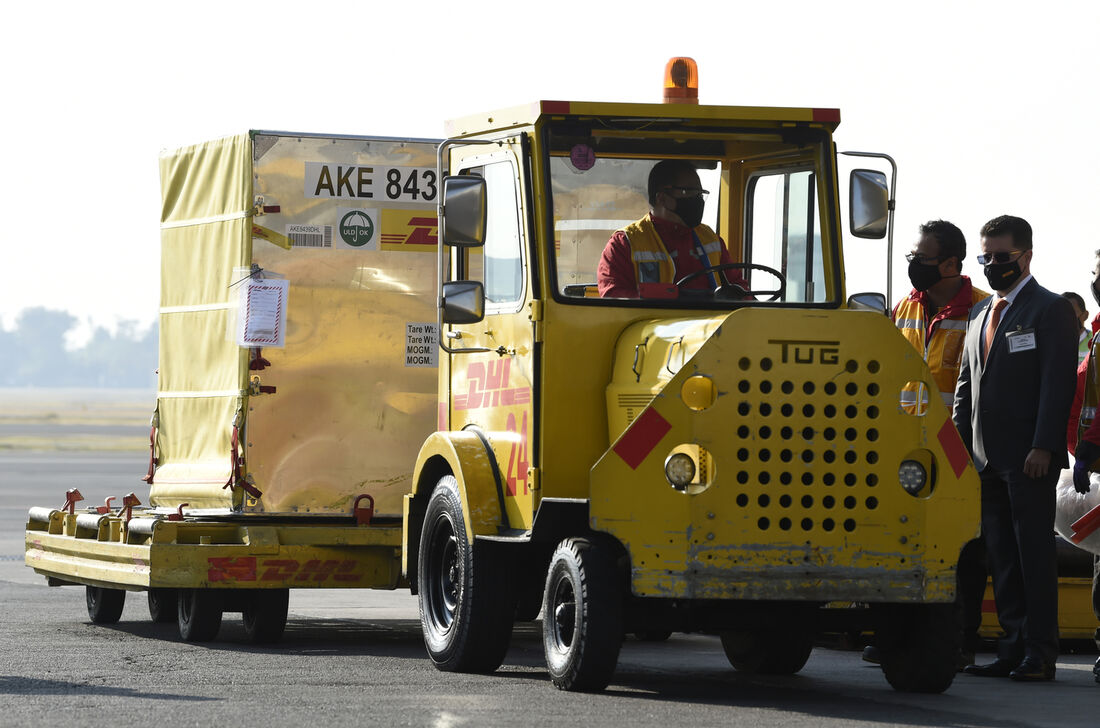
[177,588,223,642]
[242,589,289,644]
[877,603,958,693]
[418,475,516,672]
[86,586,125,624]
[542,536,624,692]
[634,630,672,642]
[147,588,178,623]
[720,628,814,675]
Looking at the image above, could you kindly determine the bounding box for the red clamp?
[121,493,142,524]
[167,503,189,522]
[353,494,375,526]
[95,497,116,515]
[62,488,84,514]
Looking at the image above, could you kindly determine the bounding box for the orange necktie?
[984,298,1007,360]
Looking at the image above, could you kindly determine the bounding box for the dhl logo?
[207,557,362,584]
[380,209,437,251]
[454,358,531,411]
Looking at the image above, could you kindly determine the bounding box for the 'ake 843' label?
[305,163,437,204]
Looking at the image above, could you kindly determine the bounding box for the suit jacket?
[953,278,1078,473]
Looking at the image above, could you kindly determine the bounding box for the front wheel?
[177,589,222,642]
[418,475,516,672]
[86,586,125,624]
[242,589,289,644]
[543,536,624,692]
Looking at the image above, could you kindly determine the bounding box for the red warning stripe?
[937,419,970,479]
[613,407,672,470]
[1070,503,1100,544]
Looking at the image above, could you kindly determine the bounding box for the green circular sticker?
[340,210,374,247]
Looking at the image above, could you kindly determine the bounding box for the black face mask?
[983,260,1023,292]
[674,196,705,228]
[908,259,942,292]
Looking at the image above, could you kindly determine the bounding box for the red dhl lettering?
[454,359,531,411]
[207,557,362,583]
[381,216,437,247]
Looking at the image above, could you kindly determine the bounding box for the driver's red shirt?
[597,215,747,298]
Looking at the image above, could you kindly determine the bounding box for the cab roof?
[444,100,841,137]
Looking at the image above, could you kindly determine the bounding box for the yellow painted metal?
[980,578,1096,641]
[25,511,403,590]
[440,139,538,532]
[589,308,980,602]
[409,431,507,537]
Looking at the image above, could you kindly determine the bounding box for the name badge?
[1006,328,1036,353]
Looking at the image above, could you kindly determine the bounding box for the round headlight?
[681,375,716,411]
[898,459,927,496]
[665,452,697,489]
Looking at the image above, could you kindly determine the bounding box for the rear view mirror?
[849,169,889,239]
[441,175,486,247]
[442,280,485,324]
[847,291,888,315]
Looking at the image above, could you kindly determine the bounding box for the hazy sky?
[3,1,1097,342]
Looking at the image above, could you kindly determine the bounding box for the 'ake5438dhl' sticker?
[380,209,437,251]
[207,557,362,584]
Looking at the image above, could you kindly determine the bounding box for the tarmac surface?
[2,449,1098,728]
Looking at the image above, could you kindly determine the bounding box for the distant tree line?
[0,308,157,388]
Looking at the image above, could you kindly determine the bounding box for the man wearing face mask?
[597,160,749,298]
[862,220,990,669]
[954,215,1078,682]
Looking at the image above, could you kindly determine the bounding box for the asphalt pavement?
[2,450,1098,728]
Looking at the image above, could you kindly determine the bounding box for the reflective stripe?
[1083,406,1097,421]
[896,318,922,330]
[632,250,669,262]
[160,210,250,230]
[158,390,247,399]
[936,319,968,331]
[940,391,954,406]
[159,302,236,314]
[699,240,723,255]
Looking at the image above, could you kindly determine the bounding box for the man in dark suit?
[953,215,1079,681]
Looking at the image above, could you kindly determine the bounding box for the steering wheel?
[675,262,786,302]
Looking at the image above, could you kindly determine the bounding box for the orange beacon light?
[663,57,699,104]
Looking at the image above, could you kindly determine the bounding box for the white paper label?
[1007,331,1037,353]
[405,323,438,367]
[237,278,289,348]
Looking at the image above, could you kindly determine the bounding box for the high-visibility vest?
[622,214,724,290]
[892,279,990,412]
[1080,334,1099,447]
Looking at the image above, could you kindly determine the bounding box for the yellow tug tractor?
[26,59,980,694]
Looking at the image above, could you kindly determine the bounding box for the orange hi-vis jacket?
[892,277,990,412]
[622,214,724,287]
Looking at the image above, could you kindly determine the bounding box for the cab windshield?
[545,122,837,307]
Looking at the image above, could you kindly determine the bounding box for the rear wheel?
[178,588,222,642]
[86,586,125,624]
[543,536,623,692]
[147,588,178,623]
[418,475,516,672]
[242,589,289,644]
[877,603,958,693]
[720,627,814,675]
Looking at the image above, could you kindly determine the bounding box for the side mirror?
[442,280,485,324]
[441,175,486,247]
[847,291,888,315]
[849,169,889,239]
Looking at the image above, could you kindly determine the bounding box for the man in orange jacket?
[865,220,990,667]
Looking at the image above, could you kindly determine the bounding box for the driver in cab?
[597,159,750,299]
